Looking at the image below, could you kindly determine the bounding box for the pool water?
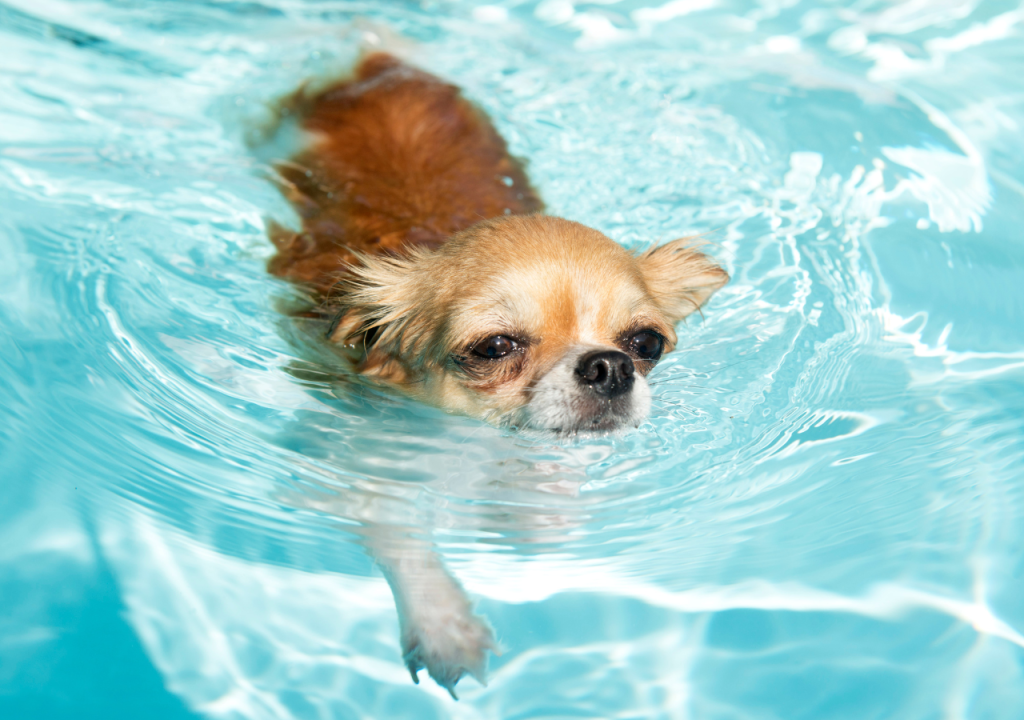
[2,0,1024,717]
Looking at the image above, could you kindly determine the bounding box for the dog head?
[328,215,728,433]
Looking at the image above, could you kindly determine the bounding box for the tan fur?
[327,215,728,424]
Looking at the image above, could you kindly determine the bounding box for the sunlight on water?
[2,1,1024,718]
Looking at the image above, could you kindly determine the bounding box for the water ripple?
[2,0,1023,717]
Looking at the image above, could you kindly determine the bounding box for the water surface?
[2,1,1024,718]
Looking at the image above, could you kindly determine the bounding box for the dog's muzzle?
[522,346,651,433]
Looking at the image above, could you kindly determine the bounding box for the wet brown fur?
[268,52,542,294]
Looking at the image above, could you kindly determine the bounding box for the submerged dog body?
[270,53,728,434]
[268,53,727,695]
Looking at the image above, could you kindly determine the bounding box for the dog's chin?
[516,375,653,437]
[549,412,643,436]
[502,410,644,437]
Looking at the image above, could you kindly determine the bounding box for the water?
[2,0,1023,717]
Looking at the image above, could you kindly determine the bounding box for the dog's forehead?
[439,216,669,343]
[453,252,654,340]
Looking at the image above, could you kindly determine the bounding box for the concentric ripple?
[2,1,1023,718]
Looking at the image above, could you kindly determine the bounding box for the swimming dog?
[268,52,728,695]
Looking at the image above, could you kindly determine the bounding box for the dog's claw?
[399,608,495,699]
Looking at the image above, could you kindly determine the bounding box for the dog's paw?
[401,605,497,699]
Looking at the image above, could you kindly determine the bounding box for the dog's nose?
[575,350,635,398]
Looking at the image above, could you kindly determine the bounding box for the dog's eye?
[472,335,517,359]
[628,331,664,360]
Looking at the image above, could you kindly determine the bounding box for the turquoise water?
[2,0,1024,717]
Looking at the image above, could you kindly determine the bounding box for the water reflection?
[2,0,1023,716]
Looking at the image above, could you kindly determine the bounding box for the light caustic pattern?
[1,1,1023,719]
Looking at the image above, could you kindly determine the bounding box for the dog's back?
[269,53,543,294]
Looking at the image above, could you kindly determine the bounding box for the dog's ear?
[326,250,439,377]
[636,238,729,323]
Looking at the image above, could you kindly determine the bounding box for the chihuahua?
[267,52,727,695]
